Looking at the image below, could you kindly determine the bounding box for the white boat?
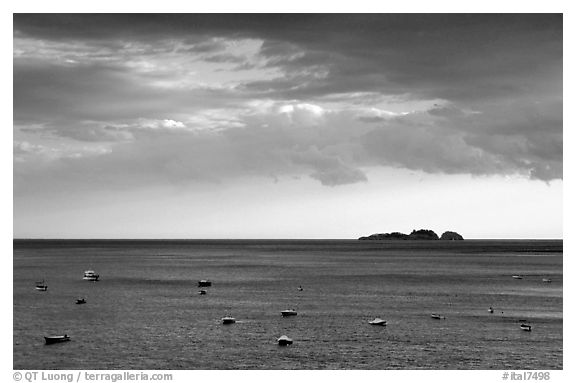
[297,286,303,291]
[281,309,297,317]
[520,323,532,331]
[277,335,293,345]
[83,270,99,281]
[198,290,207,295]
[222,316,236,324]
[431,314,446,320]
[368,318,387,326]
[488,307,494,314]
[35,280,48,291]
[512,275,523,279]
[542,278,552,283]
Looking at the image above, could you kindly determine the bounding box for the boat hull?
[281,311,297,317]
[277,336,293,345]
[44,336,70,345]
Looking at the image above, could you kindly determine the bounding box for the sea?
[13,239,563,370]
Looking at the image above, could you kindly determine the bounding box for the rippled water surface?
[13,239,562,369]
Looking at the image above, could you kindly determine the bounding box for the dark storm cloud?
[13,56,246,132]
[13,14,562,185]
[15,14,561,107]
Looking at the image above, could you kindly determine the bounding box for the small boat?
[368,318,387,326]
[44,335,71,344]
[488,307,494,314]
[512,275,523,279]
[431,314,446,320]
[83,270,99,281]
[520,323,532,331]
[298,285,303,291]
[222,316,236,324]
[542,278,552,283]
[277,335,293,345]
[281,309,297,317]
[35,280,48,291]
[198,280,212,287]
[75,298,86,304]
[198,290,207,295]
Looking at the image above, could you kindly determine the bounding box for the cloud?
[13,14,562,194]
[18,119,191,143]
[359,101,562,181]
[292,146,367,186]
[15,14,560,102]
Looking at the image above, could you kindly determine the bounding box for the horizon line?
[12,237,564,241]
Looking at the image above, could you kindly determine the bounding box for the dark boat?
[198,290,207,295]
[520,323,532,331]
[281,309,297,317]
[277,335,293,345]
[198,280,212,287]
[35,280,48,291]
[431,314,446,320]
[76,298,86,304]
[512,275,523,279]
[44,335,71,344]
[222,316,236,324]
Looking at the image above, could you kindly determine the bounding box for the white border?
[3,3,572,382]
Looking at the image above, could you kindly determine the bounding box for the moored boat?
[281,309,297,317]
[368,318,387,326]
[44,335,70,344]
[431,314,446,320]
[512,275,523,279]
[198,280,212,287]
[542,278,552,283]
[76,298,86,304]
[35,280,48,291]
[198,290,207,295]
[277,335,293,345]
[222,316,236,324]
[520,323,532,331]
[83,270,99,281]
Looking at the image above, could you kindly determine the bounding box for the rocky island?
[439,231,464,240]
[358,229,463,241]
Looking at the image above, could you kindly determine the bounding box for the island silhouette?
[358,229,464,240]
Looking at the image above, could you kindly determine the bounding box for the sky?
[12,14,563,239]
